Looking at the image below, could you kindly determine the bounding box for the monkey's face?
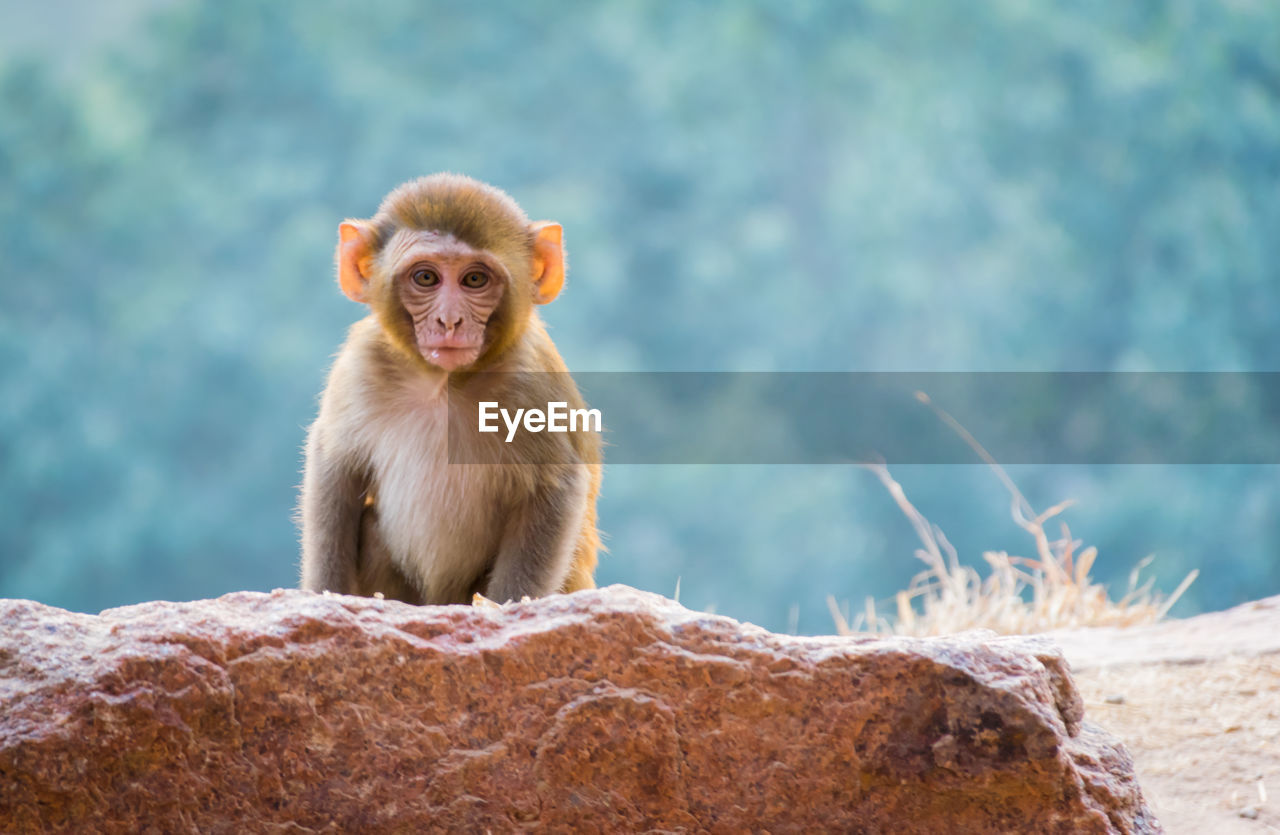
[334,175,566,373]
[384,230,510,371]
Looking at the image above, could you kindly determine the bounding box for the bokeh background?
[3,1,1279,632]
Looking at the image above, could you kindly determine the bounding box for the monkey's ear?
[530,222,565,305]
[336,220,377,303]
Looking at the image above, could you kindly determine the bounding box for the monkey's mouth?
[422,333,481,349]
[421,342,483,370]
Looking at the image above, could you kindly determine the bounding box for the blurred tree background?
[2,0,1278,632]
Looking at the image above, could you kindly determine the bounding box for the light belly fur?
[362,395,504,598]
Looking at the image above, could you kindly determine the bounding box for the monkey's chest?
[364,412,508,588]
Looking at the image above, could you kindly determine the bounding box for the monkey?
[298,174,601,605]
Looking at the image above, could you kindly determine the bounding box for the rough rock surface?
[1051,596,1280,834]
[0,585,1156,833]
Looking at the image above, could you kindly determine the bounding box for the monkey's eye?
[461,271,490,289]
[411,268,440,288]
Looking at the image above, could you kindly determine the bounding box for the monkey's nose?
[436,313,464,331]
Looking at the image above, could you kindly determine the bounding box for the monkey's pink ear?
[336,220,376,303]
[531,222,565,305]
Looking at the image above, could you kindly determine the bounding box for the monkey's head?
[335,173,565,372]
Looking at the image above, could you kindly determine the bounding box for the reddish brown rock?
[0,585,1156,833]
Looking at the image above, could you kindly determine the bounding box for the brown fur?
[299,174,600,604]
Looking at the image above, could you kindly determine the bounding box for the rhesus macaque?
[298,174,601,604]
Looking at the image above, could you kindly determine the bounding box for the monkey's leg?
[558,535,598,593]
[299,434,365,595]
[485,467,589,603]
[355,506,424,605]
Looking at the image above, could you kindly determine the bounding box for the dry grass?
[828,393,1197,637]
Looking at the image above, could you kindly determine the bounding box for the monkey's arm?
[485,465,591,603]
[299,428,367,595]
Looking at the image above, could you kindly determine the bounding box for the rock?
[1050,594,1280,669]
[0,585,1157,833]
[1060,602,1280,835]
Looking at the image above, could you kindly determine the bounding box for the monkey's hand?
[484,465,590,603]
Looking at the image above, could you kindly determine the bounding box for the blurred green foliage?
[2,1,1278,631]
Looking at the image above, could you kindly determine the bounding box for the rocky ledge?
[0,586,1156,832]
